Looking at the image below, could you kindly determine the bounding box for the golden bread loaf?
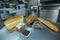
[37,18,59,32]
[4,15,24,31]
[26,14,36,25]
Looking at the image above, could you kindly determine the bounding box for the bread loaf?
[37,18,59,32]
[4,15,24,31]
[26,14,36,25]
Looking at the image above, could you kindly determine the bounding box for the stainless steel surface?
[40,9,59,23]
[40,3,60,23]
[40,0,52,2]
[0,24,60,40]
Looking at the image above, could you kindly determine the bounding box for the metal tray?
[0,24,60,40]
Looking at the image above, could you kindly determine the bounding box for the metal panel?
[40,9,59,23]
